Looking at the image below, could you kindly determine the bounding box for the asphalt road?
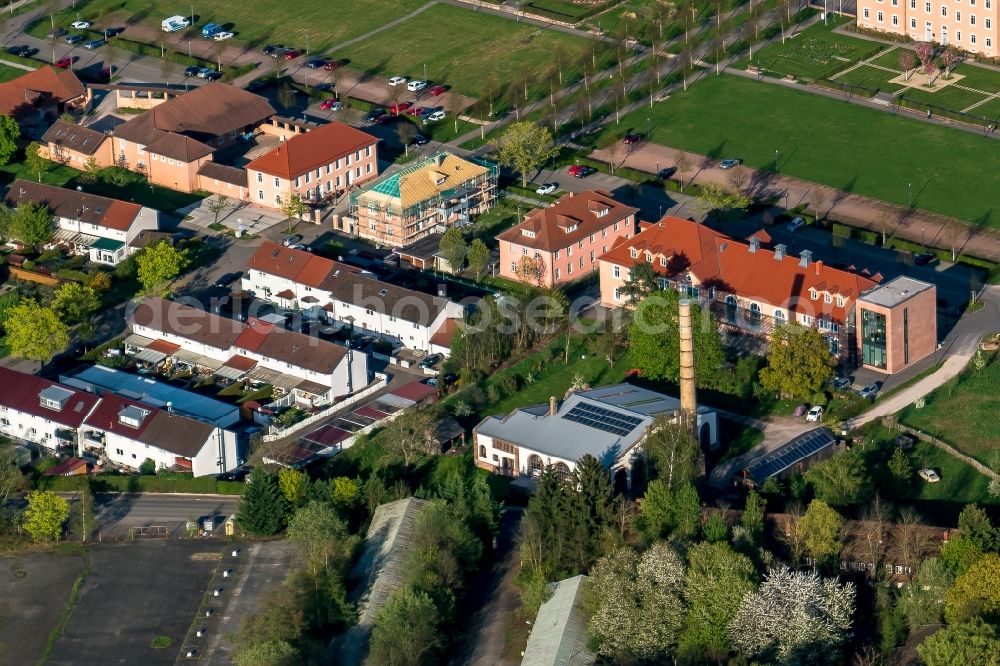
[94,493,240,537]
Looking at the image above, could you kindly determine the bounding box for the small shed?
[43,457,90,477]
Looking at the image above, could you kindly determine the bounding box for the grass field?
[744,15,882,79]
[0,63,27,82]
[603,74,1000,224]
[337,4,590,100]
[40,0,427,53]
[900,351,1000,473]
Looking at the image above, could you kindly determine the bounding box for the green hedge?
[346,96,376,112]
[39,473,245,495]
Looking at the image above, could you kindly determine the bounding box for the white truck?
[161,15,190,32]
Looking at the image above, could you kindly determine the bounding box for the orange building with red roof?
[0,66,88,131]
[246,120,378,212]
[598,216,882,359]
[497,190,638,287]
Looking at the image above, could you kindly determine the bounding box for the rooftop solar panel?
[746,428,836,483]
[562,402,643,438]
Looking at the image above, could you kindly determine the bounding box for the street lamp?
[424,63,428,82]
[774,149,779,172]
[921,226,926,249]
[908,182,912,208]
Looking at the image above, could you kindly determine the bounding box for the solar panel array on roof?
[562,402,643,437]
[746,428,836,484]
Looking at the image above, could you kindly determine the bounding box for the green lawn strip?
[899,351,1000,473]
[747,15,880,79]
[971,97,1000,121]
[36,0,426,55]
[0,63,27,82]
[898,83,988,113]
[833,63,905,91]
[601,73,1000,224]
[337,3,589,100]
[37,547,90,665]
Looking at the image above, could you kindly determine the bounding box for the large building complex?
[856,0,997,57]
[348,152,498,246]
[598,217,880,360]
[497,190,638,287]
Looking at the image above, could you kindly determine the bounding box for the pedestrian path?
[330,1,438,51]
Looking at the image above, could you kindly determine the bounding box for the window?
[972,33,978,43]
[987,0,991,9]
[957,10,962,18]
[256,172,263,183]
[274,177,280,187]
[958,29,963,38]
[567,263,573,275]
[478,445,486,459]
[910,0,915,7]
[659,256,667,267]
[356,167,361,178]
[614,287,622,300]
[356,151,362,161]
[892,0,897,5]
[366,163,372,174]
[345,154,351,166]
[824,293,833,303]
[590,251,595,262]
[774,309,786,323]
[925,2,931,10]
[527,454,544,476]
[613,222,619,231]
[802,315,813,325]
[987,37,993,47]
[365,146,372,157]
[986,18,991,27]
[336,175,341,187]
[589,234,595,243]
[941,5,947,14]
[861,309,887,369]
[613,265,620,278]
[334,159,340,169]
[810,288,818,300]
[555,268,561,279]
[579,257,584,269]
[326,164,331,175]
[305,172,311,184]
[257,190,264,201]
[554,249,560,259]
[567,245,573,257]
[877,10,884,20]
[510,262,517,273]
[836,296,845,307]
[864,7,870,16]
[893,14,899,24]
[911,17,917,26]
[971,13,976,23]
[602,229,608,238]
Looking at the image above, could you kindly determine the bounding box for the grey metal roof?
[745,427,837,484]
[475,384,712,467]
[522,575,596,666]
[859,276,934,308]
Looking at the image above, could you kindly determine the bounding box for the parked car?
[289,243,309,251]
[282,49,301,60]
[364,108,386,123]
[388,75,407,86]
[428,85,447,96]
[389,101,412,115]
[64,34,84,45]
[213,31,234,41]
[282,234,303,247]
[201,22,224,39]
[47,28,67,39]
[805,405,824,422]
[104,26,125,37]
[787,217,806,232]
[323,59,343,71]
[262,44,280,55]
[70,20,91,29]
[7,45,37,57]
[305,58,327,69]
[198,68,221,79]
[426,377,439,387]
[914,252,935,265]
[217,464,250,482]
[83,39,105,50]
[420,354,442,369]
[858,382,881,399]
[184,65,201,77]
[622,133,643,145]
[536,183,558,195]
[719,159,742,169]
[657,166,678,179]
[374,113,394,125]
[54,56,73,68]
[409,134,429,146]
[314,82,334,92]
[419,106,439,118]
[424,110,446,122]
[568,165,594,178]
[832,376,852,390]
[793,404,807,417]
[407,79,427,92]
[214,272,243,288]
[319,98,341,111]
[918,468,941,483]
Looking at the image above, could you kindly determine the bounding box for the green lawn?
[603,74,1000,224]
[35,0,426,53]
[337,3,589,99]
[744,15,882,79]
[900,351,1000,473]
[0,63,27,82]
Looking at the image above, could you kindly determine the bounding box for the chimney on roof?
[815,260,823,275]
[549,396,557,417]
[568,191,575,198]
[774,244,786,261]
[799,249,813,268]
[166,401,172,413]
[435,153,445,167]
[748,236,759,253]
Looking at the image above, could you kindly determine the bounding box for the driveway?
[93,493,240,537]
[708,413,817,489]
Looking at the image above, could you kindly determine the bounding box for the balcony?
[712,301,781,337]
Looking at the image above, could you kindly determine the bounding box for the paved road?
[93,493,240,537]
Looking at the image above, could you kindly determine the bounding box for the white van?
[161,15,190,32]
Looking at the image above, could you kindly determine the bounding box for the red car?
[622,133,643,145]
[55,56,72,69]
[568,165,594,178]
[323,59,342,71]
[428,85,447,96]
[283,49,301,60]
[389,102,412,115]
[319,98,341,111]
[407,106,425,117]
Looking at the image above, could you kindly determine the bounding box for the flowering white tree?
[586,542,686,660]
[728,566,855,665]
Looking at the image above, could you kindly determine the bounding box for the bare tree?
[782,501,808,568]
[858,495,893,576]
[894,507,932,578]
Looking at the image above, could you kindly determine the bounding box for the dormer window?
[521,229,536,238]
[595,207,609,217]
[659,256,667,267]
[645,251,653,262]
[118,405,150,428]
[809,289,818,300]
[630,248,638,259]
[435,176,446,185]
[564,224,578,233]
[39,386,73,411]
[836,296,845,307]
[824,293,832,304]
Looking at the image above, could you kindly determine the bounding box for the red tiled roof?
[233,319,274,352]
[222,355,258,372]
[147,338,181,354]
[0,66,85,119]
[390,381,438,404]
[302,424,351,447]
[248,241,359,287]
[43,457,89,476]
[429,318,459,349]
[496,190,638,252]
[599,216,877,321]
[5,180,142,232]
[246,120,377,180]
[275,289,295,299]
[0,367,99,428]
[83,393,155,438]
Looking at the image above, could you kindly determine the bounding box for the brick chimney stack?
[678,298,697,437]
[549,396,558,417]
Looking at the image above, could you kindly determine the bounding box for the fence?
[260,373,388,442]
[895,424,1000,482]
[9,266,62,286]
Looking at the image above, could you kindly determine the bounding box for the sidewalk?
[591,142,1000,263]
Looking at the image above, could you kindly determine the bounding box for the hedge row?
[39,473,245,495]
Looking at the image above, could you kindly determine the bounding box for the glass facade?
[861,309,887,369]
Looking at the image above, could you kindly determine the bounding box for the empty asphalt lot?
[47,541,224,666]
[94,493,241,537]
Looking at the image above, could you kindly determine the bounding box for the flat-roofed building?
[856,276,937,374]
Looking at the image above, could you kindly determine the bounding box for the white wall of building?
[0,407,74,451]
